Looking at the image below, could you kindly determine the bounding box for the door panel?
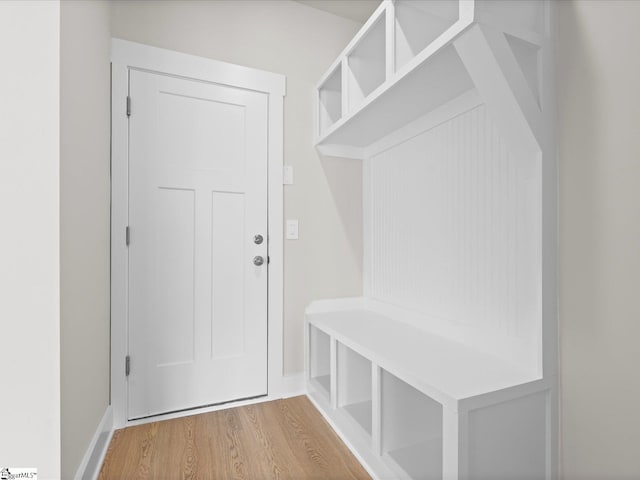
[211,191,246,358]
[155,187,196,367]
[128,69,268,419]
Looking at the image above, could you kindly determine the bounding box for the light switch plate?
[283,165,294,185]
[286,219,299,240]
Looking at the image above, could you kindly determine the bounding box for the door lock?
[254,234,264,245]
[253,256,265,266]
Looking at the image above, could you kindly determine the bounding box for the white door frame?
[111,39,286,428]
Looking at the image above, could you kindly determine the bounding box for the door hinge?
[125,226,130,246]
[125,355,130,376]
[126,95,131,117]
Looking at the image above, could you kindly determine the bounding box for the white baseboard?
[74,405,114,480]
[280,372,305,398]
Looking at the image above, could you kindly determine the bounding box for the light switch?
[283,165,294,185]
[286,219,299,240]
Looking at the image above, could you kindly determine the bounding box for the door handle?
[253,256,264,266]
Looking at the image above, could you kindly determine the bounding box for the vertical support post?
[330,337,338,408]
[340,58,349,119]
[443,406,465,480]
[309,325,316,380]
[371,364,382,455]
[314,87,320,143]
[304,320,310,387]
[362,159,372,296]
[385,0,396,81]
[459,0,475,25]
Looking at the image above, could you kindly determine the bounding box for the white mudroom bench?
[305,0,557,478]
[306,297,552,480]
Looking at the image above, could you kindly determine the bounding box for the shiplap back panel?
[365,104,541,361]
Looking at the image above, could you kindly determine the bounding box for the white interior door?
[127,69,268,420]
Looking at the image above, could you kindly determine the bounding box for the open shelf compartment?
[382,369,443,480]
[318,63,343,137]
[346,8,386,112]
[324,42,473,150]
[309,325,331,399]
[337,342,373,437]
[394,0,460,72]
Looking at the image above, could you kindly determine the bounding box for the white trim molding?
[280,373,306,398]
[110,39,286,428]
[74,406,114,480]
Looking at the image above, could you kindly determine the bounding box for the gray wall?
[60,0,111,477]
[111,0,364,376]
[558,1,640,478]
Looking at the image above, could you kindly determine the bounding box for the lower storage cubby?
[309,325,331,399]
[337,342,373,437]
[381,370,443,480]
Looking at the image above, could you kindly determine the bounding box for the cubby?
[337,343,372,437]
[308,1,556,479]
[394,0,459,72]
[382,370,442,480]
[308,325,331,399]
[318,64,342,136]
[346,10,386,112]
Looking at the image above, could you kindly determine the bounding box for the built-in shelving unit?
[394,0,459,72]
[308,1,556,479]
[309,325,331,400]
[337,343,373,437]
[306,298,551,480]
[346,9,387,112]
[381,370,443,480]
[318,64,342,136]
[314,0,476,155]
[314,0,547,159]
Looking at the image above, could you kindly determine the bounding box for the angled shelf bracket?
[454,24,544,154]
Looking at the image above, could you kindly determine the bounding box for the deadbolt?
[254,234,264,245]
[253,255,265,266]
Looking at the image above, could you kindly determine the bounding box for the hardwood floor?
[99,395,371,479]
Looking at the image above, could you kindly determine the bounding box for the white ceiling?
[295,0,381,23]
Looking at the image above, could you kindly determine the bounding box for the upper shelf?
[315,0,548,158]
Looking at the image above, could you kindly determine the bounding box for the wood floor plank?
[99,396,371,480]
[276,397,369,480]
[238,403,294,479]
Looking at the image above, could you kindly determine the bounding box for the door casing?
[110,39,286,428]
